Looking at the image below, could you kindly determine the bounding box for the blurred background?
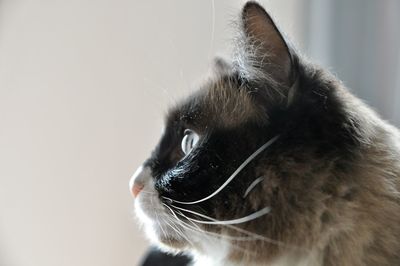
[0,0,399,265]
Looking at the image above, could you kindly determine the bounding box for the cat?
[130,2,400,265]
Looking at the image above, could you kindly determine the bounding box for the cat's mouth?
[132,174,192,250]
[135,202,192,250]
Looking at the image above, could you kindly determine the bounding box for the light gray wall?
[0,1,306,266]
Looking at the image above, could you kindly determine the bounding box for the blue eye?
[181,129,199,155]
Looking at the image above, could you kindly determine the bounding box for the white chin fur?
[134,178,188,250]
[134,177,232,261]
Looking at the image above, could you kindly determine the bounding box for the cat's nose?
[131,182,143,198]
[129,165,150,198]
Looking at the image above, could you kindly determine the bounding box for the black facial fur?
[143,53,362,228]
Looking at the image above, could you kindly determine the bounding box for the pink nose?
[129,166,149,198]
[131,183,144,198]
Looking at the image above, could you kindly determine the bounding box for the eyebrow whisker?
[243,176,264,198]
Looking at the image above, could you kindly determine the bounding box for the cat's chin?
[154,237,189,253]
[142,221,189,251]
[134,188,192,252]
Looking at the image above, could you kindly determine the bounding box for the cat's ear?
[237,2,294,87]
[212,56,233,75]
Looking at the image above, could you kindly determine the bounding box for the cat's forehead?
[167,75,266,131]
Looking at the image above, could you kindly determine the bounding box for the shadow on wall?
[305,0,400,126]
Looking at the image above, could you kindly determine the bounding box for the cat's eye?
[181,129,199,155]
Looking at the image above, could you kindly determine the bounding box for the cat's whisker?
[151,197,196,247]
[169,204,268,239]
[175,210,262,242]
[172,204,271,225]
[164,216,196,248]
[167,203,306,251]
[164,203,256,241]
[177,219,261,258]
[161,203,198,247]
[173,209,203,232]
[164,203,220,238]
[243,176,264,198]
[163,203,261,257]
[163,135,280,205]
[151,197,169,242]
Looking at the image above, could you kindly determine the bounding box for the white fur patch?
[133,166,232,257]
[268,251,322,266]
[191,240,230,266]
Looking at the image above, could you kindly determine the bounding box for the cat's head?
[130,2,358,263]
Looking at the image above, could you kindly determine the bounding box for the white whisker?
[163,135,279,205]
[153,198,168,240]
[243,176,264,198]
[167,203,305,250]
[165,217,195,247]
[163,204,261,257]
[174,209,260,241]
[174,211,262,257]
[160,203,195,247]
[179,206,270,225]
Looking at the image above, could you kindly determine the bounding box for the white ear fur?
[235,2,293,87]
